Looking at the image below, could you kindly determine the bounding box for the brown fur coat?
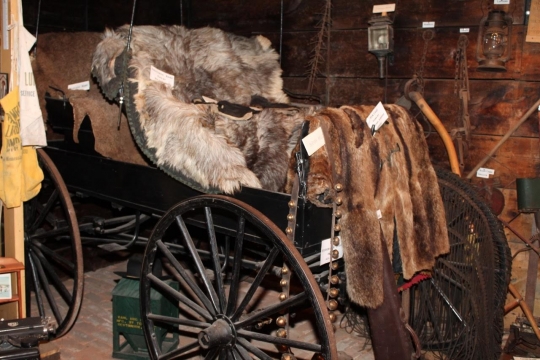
[286,105,449,308]
[92,25,307,194]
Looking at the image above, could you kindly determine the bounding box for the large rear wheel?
[140,195,337,359]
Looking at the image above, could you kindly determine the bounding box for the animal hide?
[92,25,306,194]
[32,32,147,166]
[286,105,449,308]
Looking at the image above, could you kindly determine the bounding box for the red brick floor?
[45,259,374,360]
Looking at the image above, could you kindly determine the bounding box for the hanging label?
[494,0,510,4]
[422,22,435,28]
[366,102,389,132]
[373,4,396,13]
[376,209,382,219]
[67,81,90,91]
[150,66,175,87]
[302,127,325,156]
[460,28,470,33]
[476,167,495,178]
[320,237,344,266]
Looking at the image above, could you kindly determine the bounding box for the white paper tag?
[494,0,510,4]
[460,28,470,33]
[150,65,175,87]
[373,4,396,13]
[67,81,90,91]
[376,209,382,219]
[422,21,435,28]
[366,102,389,132]
[302,127,325,156]
[320,237,344,266]
[514,357,536,360]
[476,167,495,178]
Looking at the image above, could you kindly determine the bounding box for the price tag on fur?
[67,81,90,91]
[302,127,325,156]
[366,102,389,132]
[476,167,495,178]
[320,237,344,266]
[150,66,175,87]
[494,0,510,4]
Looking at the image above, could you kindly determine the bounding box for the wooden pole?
[0,0,26,318]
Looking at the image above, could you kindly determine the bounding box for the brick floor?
[45,259,375,360]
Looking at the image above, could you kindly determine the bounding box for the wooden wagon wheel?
[140,195,337,360]
[24,148,84,338]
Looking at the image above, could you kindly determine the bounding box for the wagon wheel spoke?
[159,340,200,360]
[29,251,63,324]
[231,247,279,321]
[226,215,245,317]
[147,313,209,329]
[202,348,219,360]
[156,240,216,316]
[236,338,273,360]
[32,246,72,303]
[205,207,227,313]
[176,214,220,313]
[29,188,59,232]
[234,292,308,328]
[147,273,213,321]
[233,345,252,360]
[238,329,322,352]
[24,149,84,338]
[140,195,337,360]
[31,240,76,272]
[26,251,46,317]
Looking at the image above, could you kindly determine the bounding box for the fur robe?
[32,32,147,166]
[92,25,307,194]
[286,105,449,308]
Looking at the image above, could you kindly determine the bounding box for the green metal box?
[112,277,179,359]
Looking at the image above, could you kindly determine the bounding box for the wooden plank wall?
[20,0,540,325]
[187,0,540,326]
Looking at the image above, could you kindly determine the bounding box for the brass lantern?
[476,10,512,72]
[368,14,394,78]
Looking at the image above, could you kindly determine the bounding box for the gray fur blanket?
[92,25,308,194]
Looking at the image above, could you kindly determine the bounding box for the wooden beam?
[0,0,26,319]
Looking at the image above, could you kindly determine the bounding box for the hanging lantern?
[368,14,394,78]
[476,10,512,72]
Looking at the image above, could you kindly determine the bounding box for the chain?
[454,35,470,97]
[452,34,472,174]
[416,29,434,96]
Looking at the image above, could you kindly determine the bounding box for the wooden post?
[0,0,26,319]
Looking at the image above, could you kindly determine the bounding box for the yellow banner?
[0,87,43,208]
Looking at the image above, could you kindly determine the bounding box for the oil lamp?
[476,10,512,72]
[368,13,394,78]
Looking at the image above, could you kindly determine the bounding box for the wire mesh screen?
[407,168,511,360]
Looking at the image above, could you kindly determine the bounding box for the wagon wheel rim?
[24,148,84,338]
[140,195,337,359]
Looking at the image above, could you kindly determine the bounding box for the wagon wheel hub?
[198,317,236,349]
